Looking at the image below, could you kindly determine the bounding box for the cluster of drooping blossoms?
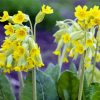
[53,5,100,68]
[0,11,44,73]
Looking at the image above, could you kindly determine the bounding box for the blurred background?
[0,0,100,99]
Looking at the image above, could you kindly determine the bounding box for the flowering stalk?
[91,41,98,83]
[78,31,86,100]
[78,56,83,78]
[32,69,37,100]
[59,44,67,72]
[29,19,37,100]
[18,72,24,99]
[78,55,85,100]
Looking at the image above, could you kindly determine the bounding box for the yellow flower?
[89,6,100,18]
[4,23,14,36]
[75,44,84,54]
[30,45,40,57]
[63,57,69,63]
[62,33,70,44]
[12,11,25,24]
[29,46,44,67]
[16,28,27,40]
[42,4,53,14]
[0,53,6,67]
[69,50,74,57]
[91,17,100,26]
[1,38,12,51]
[86,39,93,47]
[27,57,34,68]
[53,50,60,56]
[3,69,11,73]
[0,11,9,22]
[75,5,88,20]
[13,66,21,72]
[13,46,25,61]
[96,52,100,62]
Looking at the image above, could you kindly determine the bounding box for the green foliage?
[21,69,59,100]
[57,71,79,100]
[0,74,15,100]
[45,63,60,83]
[69,62,77,75]
[83,75,100,100]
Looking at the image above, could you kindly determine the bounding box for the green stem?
[34,23,37,41]
[18,72,24,89]
[18,72,24,100]
[91,42,98,83]
[59,44,67,71]
[29,19,34,38]
[78,31,86,100]
[78,56,83,78]
[32,68,37,100]
[78,55,85,100]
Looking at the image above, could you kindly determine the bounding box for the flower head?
[75,44,84,54]
[16,28,27,40]
[86,39,93,47]
[4,23,14,36]
[61,33,70,44]
[75,5,88,21]
[42,4,53,14]
[0,11,9,22]
[53,50,61,56]
[13,46,25,61]
[1,38,12,51]
[12,11,25,24]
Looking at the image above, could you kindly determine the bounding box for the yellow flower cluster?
[0,11,44,73]
[53,5,100,68]
[41,4,53,14]
[75,5,100,29]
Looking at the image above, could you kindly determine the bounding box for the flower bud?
[35,11,45,24]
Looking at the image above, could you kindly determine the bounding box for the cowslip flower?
[75,5,88,21]
[12,11,25,24]
[86,39,93,47]
[0,53,6,67]
[61,33,70,44]
[41,4,53,14]
[13,46,25,61]
[1,38,12,51]
[96,52,100,62]
[4,23,14,36]
[0,11,9,22]
[75,44,84,54]
[15,28,27,40]
[53,50,61,56]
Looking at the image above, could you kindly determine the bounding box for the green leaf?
[83,75,90,100]
[0,74,15,100]
[45,63,60,83]
[92,91,100,100]
[83,81,100,100]
[57,71,79,100]
[69,63,77,74]
[21,69,59,100]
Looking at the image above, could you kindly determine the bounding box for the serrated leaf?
[0,74,15,100]
[45,63,60,83]
[21,69,59,100]
[57,71,79,100]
